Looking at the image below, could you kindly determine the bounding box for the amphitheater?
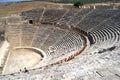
[0,1,119,80]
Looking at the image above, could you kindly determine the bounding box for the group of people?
[19,67,28,73]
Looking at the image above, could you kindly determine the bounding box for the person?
[19,69,22,72]
[24,67,28,73]
[19,69,22,74]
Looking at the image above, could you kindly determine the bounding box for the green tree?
[74,0,84,7]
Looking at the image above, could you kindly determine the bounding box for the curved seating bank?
[0,4,119,80]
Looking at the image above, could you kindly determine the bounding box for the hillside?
[0,1,119,80]
[0,1,64,16]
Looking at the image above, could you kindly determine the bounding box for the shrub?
[74,1,84,7]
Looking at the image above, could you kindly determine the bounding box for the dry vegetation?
[0,1,63,16]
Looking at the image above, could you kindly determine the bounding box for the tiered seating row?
[5,26,20,35]
[88,12,120,48]
[40,31,85,66]
[20,8,44,21]
[32,25,54,49]
[57,8,81,27]
[5,26,21,47]
[77,9,119,32]
[41,9,67,24]
[6,15,22,25]
[21,25,37,47]
[40,27,67,52]
[32,25,47,48]
[68,8,92,27]
[52,31,84,56]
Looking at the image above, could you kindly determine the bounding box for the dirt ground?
[2,49,42,74]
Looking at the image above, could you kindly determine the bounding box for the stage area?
[3,48,43,74]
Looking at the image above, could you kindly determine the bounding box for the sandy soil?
[2,49,42,74]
